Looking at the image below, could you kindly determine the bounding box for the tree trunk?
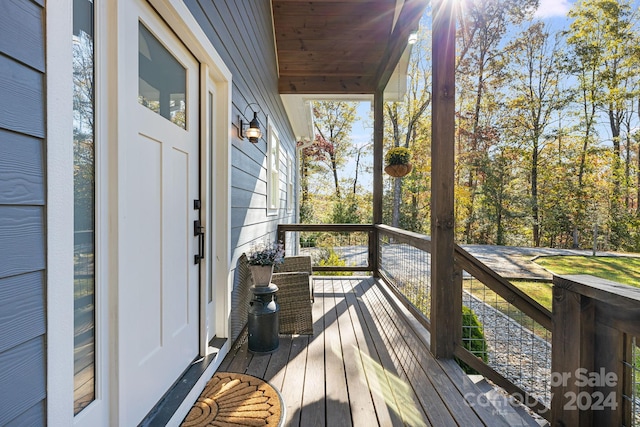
[330,152,341,199]
[464,51,486,244]
[392,177,402,228]
[625,133,630,209]
[637,138,640,216]
[532,141,540,247]
[608,107,622,202]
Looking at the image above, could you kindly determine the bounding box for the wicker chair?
[274,256,314,302]
[238,255,314,335]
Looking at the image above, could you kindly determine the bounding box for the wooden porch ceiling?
[272,0,429,94]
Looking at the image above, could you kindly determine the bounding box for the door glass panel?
[138,23,187,129]
[73,0,95,415]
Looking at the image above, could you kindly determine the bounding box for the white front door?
[118,1,200,423]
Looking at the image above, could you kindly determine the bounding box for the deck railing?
[453,244,552,417]
[551,275,640,426]
[277,223,639,425]
[277,224,374,273]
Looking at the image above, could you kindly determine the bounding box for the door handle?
[194,219,205,264]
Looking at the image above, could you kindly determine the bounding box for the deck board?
[323,278,352,426]
[341,278,403,427]
[368,281,486,426]
[299,279,327,427]
[216,277,512,426]
[334,279,379,427]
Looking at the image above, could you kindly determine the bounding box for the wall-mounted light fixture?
[238,104,262,143]
[408,30,418,45]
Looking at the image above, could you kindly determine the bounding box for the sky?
[534,0,573,18]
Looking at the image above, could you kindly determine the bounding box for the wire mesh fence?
[291,230,370,270]
[623,336,640,426]
[463,276,552,407]
[378,234,432,319]
[376,230,551,409]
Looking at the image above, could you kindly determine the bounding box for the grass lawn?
[535,255,640,287]
[511,280,553,311]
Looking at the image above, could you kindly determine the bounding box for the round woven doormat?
[181,372,284,426]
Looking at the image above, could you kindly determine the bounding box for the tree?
[456,0,538,243]
[565,0,640,248]
[73,31,95,232]
[312,101,358,199]
[504,22,564,246]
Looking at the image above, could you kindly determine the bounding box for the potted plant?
[384,146,412,177]
[247,241,285,286]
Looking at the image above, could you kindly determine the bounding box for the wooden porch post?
[430,0,459,358]
[372,88,384,276]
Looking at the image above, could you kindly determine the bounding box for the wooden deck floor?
[218,277,509,426]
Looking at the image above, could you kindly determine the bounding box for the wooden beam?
[373,88,384,276]
[555,274,640,310]
[430,0,457,359]
[374,0,428,91]
[373,88,383,225]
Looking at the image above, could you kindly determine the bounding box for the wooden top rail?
[551,274,640,426]
[554,274,640,310]
[554,274,640,338]
[454,244,552,331]
[375,224,432,252]
[277,224,374,233]
[277,224,374,250]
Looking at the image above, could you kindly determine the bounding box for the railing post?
[551,286,591,426]
[592,321,624,426]
[430,0,457,359]
[370,226,379,277]
[277,225,286,253]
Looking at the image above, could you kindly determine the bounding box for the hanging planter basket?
[384,163,412,178]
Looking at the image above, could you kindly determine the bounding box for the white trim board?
[46,0,75,425]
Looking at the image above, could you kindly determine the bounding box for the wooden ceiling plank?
[276,39,384,51]
[278,70,376,77]
[277,54,383,66]
[274,0,384,3]
[272,2,392,17]
[273,14,380,27]
[276,28,390,41]
[278,76,375,94]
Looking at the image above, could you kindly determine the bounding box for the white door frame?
[46,0,233,425]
